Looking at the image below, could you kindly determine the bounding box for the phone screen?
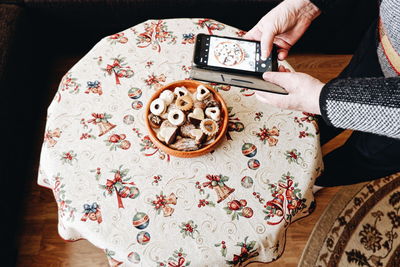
[199,35,272,74]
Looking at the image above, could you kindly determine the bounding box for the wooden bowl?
[144,80,228,158]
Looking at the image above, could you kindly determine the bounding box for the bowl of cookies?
[145,80,228,158]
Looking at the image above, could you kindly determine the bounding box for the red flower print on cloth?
[145,73,166,90]
[294,112,319,134]
[60,72,81,94]
[107,32,128,44]
[284,149,304,165]
[133,128,170,161]
[81,202,103,224]
[151,191,177,217]
[226,236,259,265]
[136,20,177,52]
[157,248,191,267]
[99,165,140,209]
[103,57,134,85]
[179,220,199,239]
[236,30,247,37]
[195,19,225,35]
[53,173,77,221]
[255,126,279,146]
[44,128,61,148]
[263,172,307,226]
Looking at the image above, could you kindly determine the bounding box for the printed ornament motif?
[132,211,150,229]
[263,172,307,226]
[247,158,260,170]
[44,128,61,148]
[223,199,254,220]
[241,176,254,189]
[137,231,151,245]
[85,80,102,95]
[202,174,235,203]
[157,248,191,267]
[195,18,225,35]
[107,32,128,44]
[103,57,134,85]
[151,192,178,217]
[104,133,131,151]
[226,236,259,265]
[127,252,141,264]
[136,20,177,52]
[81,202,102,224]
[87,113,116,137]
[242,142,257,158]
[100,165,140,209]
[255,125,280,146]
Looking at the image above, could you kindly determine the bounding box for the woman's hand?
[256,66,325,114]
[244,0,320,60]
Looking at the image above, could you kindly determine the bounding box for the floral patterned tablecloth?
[38,18,323,266]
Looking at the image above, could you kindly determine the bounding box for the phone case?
[189,66,288,95]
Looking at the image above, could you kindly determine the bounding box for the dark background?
[1,0,378,266]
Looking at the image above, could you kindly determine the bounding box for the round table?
[38,18,323,266]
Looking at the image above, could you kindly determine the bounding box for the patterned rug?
[299,173,400,267]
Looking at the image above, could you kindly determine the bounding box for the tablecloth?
[38,18,323,266]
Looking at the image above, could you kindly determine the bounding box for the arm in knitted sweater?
[320,77,400,138]
[309,0,400,138]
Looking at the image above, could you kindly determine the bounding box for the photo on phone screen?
[193,34,278,76]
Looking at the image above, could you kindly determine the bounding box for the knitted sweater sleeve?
[319,77,400,138]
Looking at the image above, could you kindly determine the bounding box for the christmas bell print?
[87,113,116,137]
[203,174,235,203]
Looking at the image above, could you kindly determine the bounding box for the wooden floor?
[16,53,352,266]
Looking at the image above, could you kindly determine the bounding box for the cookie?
[170,138,199,151]
[200,119,219,136]
[205,99,221,109]
[160,126,178,145]
[187,107,204,125]
[175,95,193,111]
[150,98,166,116]
[196,85,211,101]
[167,109,186,126]
[205,107,221,121]
[148,114,162,128]
[160,90,175,105]
[193,100,206,109]
[189,129,207,144]
[180,123,196,138]
[174,86,189,97]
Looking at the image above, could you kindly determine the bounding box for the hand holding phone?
[193,33,278,77]
[191,34,287,94]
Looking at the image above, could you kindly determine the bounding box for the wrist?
[288,0,321,21]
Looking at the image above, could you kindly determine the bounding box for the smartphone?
[193,33,278,77]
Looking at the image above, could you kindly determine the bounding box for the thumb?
[262,72,295,92]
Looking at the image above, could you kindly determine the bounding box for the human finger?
[243,27,261,41]
[277,49,289,61]
[260,26,275,60]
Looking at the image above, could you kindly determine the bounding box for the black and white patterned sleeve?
[319,77,400,139]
